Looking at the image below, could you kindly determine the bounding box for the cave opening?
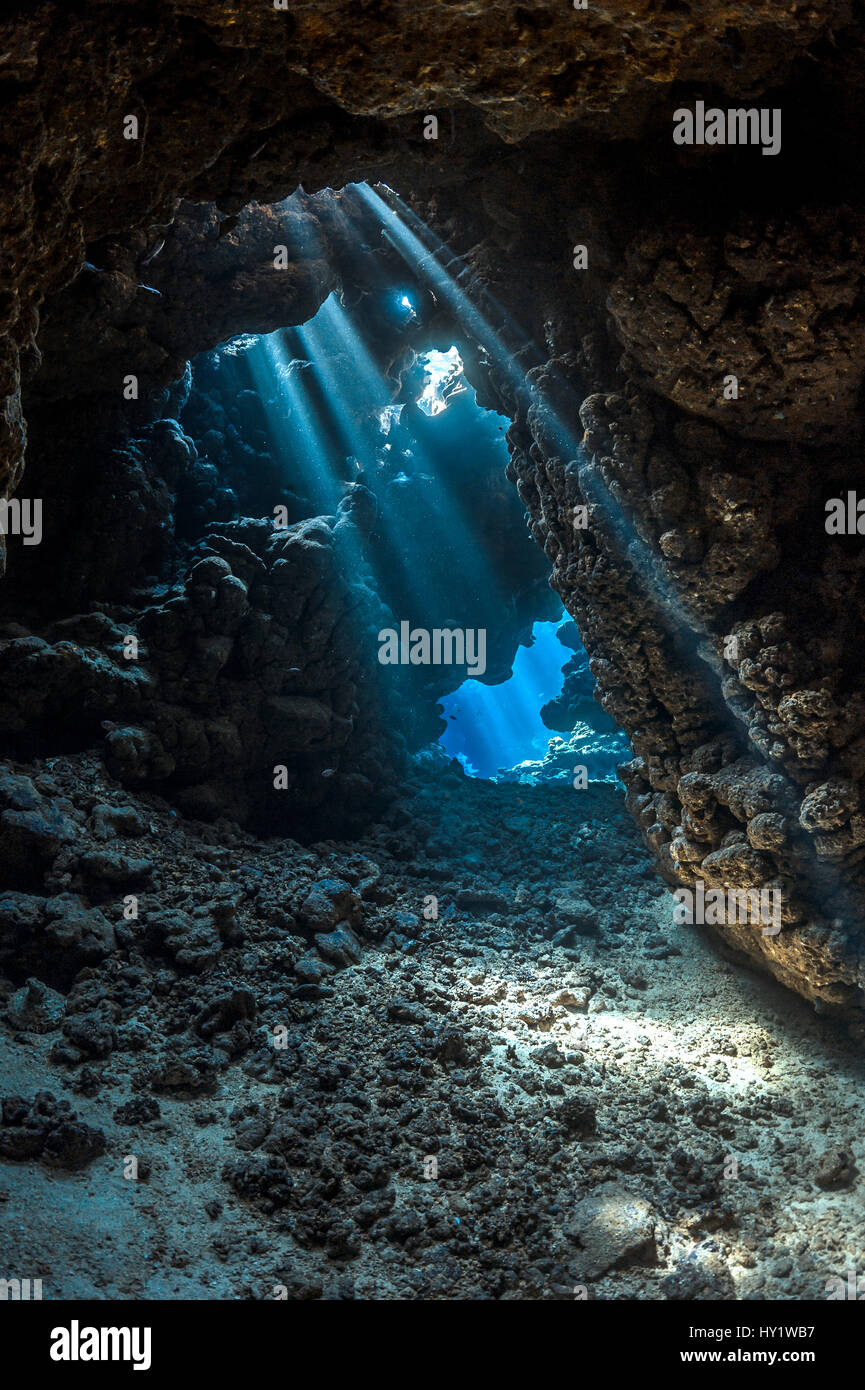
[439,614,632,782]
[182,229,629,797]
[0,177,640,843]
[438,612,572,778]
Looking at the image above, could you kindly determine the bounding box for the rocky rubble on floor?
[0,1093,106,1169]
[1,748,864,1299]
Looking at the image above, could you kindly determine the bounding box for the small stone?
[386,999,426,1024]
[568,1184,657,1277]
[814,1147,857,1191]
[551,987,591,1011]
[315,921,362,967]
[299,878,361,933]
[294,951,334,984]
[113,1096,161,1125]
[6,978,65,1033]
[530,1041,565,1068]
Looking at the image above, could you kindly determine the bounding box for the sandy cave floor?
[1,751,864,1301]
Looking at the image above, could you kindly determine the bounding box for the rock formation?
[3,2,865,1017]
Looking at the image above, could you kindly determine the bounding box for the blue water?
[438,618,569,778]
[203,290,629,784]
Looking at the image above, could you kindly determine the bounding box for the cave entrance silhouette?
[177,178,640,791]
[437,614,571,777]
[185,271,580,763]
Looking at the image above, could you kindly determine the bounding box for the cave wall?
[4,1,865,1010]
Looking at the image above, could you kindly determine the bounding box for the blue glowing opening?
[438,617,570,778]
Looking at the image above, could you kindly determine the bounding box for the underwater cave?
[3,0,865,1330]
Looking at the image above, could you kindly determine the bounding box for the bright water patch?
[438,618,570,778]
[417,346,466,416]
